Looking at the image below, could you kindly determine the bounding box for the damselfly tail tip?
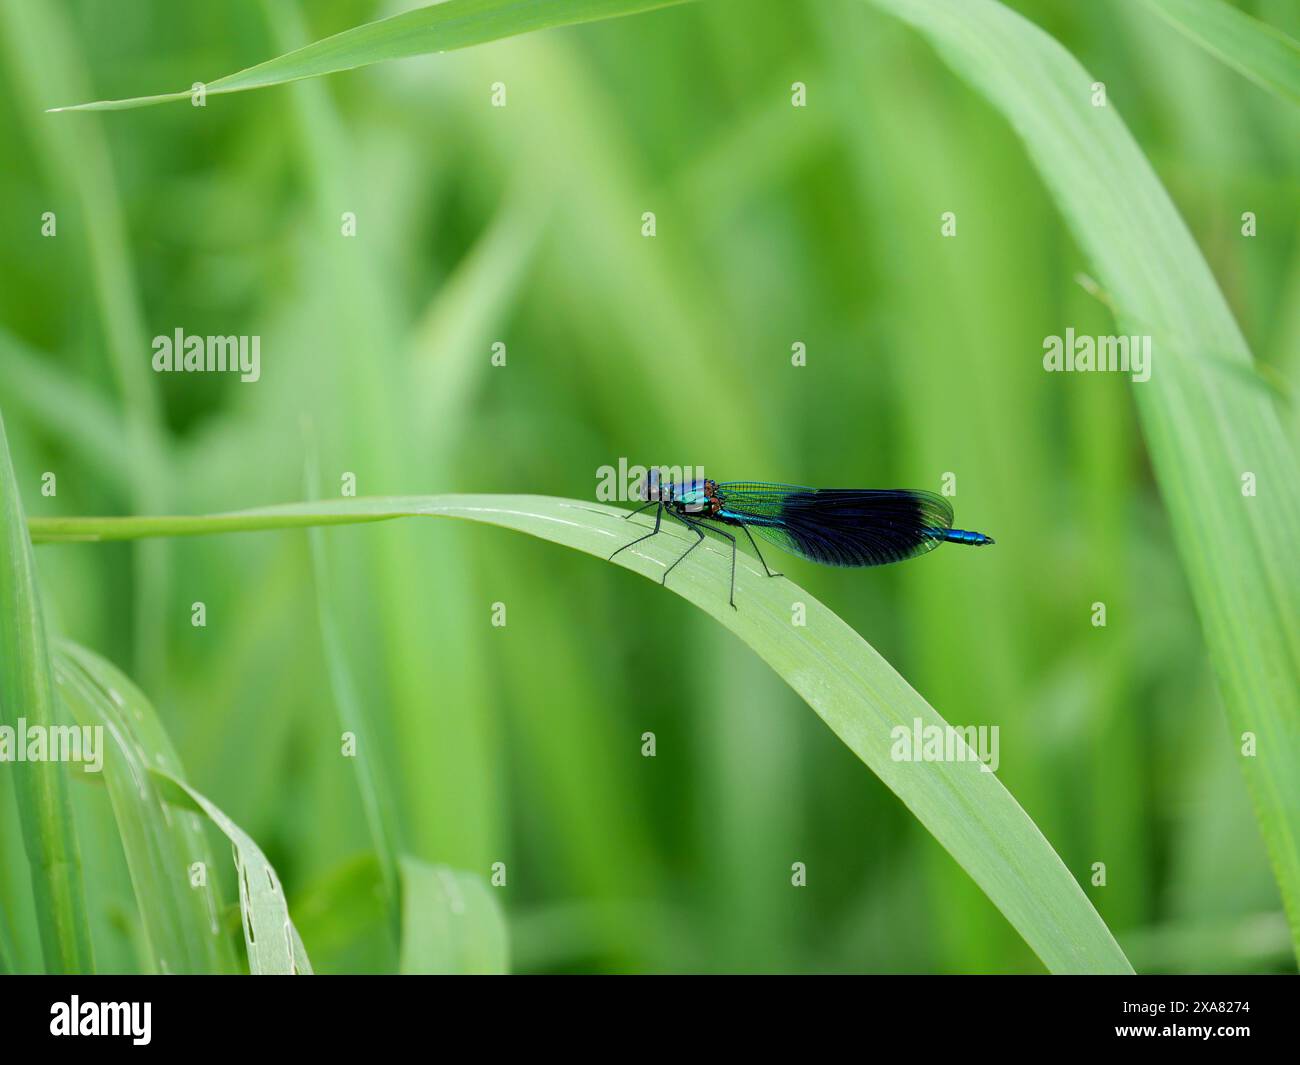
[937,528,994,547]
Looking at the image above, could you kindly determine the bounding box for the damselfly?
[611,469,994,608]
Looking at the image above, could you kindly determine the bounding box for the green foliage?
[148,768,313,975]
[50,0,696,111]
[55,641,237,974]
[52,638,309,973]
[0,412,92,972]
[1138,0,1300,106]
[866,0,1300,960]
[399,857,508,974]
[35,495,1134,972]
[2,0,1296,973]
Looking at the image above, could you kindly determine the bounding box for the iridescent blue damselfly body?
[611,468,994,608]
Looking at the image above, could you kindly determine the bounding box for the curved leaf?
[861,0,1300,958]
[150,769,313,975]
[0,410,92,972]
[32,495,1132,973]
[49,0,695,112]
[54,641,310,975]
[1138,0,1300,107]
[54,642,237,974]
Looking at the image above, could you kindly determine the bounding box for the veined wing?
[717,484,955,568]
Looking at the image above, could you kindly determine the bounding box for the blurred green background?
[1,0,1297,973]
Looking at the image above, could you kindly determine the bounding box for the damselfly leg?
[623,500,657,520]
[739,523,782,579]
[662,511,705,585]
[609,502,663,561]
[677,515,738,610]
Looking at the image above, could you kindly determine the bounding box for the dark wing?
[717,483,954,568]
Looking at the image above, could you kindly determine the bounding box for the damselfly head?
[643,466,661,502]
[644,466,678,503]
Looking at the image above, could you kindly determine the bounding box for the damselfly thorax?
[643,469,722,518]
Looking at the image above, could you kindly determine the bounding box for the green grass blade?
[0,410,93,972]
[303,441,402,929]
[398,856,508,974]
[862,0,1300,958]
[55,640,306,973]
[53,642,237,974]
[150,769,313,975]
[1138,0,1300,106]
[49,0,695,112]
[1,0,173,692]
[58,630,312,973]
[260,0,502,874]
[31,496,1132,972]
